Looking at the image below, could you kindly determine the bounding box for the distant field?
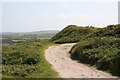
[12,40,26,42]
[2,30,59,47]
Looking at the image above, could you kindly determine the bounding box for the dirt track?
[45,43,116,78]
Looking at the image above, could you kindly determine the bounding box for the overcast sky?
[0,0,119,32]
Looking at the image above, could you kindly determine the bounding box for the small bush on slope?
[70,37,120,76]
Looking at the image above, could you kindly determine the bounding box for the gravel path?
[45,43,117,78]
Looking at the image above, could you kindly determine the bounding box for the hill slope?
[70,37,120,76]
[50,24,120,44]
[86,25,120,38]
[50,25,99,43]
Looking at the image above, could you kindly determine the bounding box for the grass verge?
[26,41,59,78]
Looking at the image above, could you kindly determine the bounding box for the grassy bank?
[2,40,58,78]
[70,37,120,76]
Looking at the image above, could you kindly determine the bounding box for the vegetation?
[51,24,120,76]
[2,40,58,78]
[50,25,120,43]
[50,25,99,43]
[86,24,120,38]
[2,24,120,78]
[70,37,120,76]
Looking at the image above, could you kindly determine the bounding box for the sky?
[118,1,120,24]
[0,0,119,32]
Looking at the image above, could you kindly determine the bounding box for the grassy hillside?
[2,40,58,78]
[51,24,120,76]
[50,25,120,44]
[50,25,99,43]
[86,24,120,38]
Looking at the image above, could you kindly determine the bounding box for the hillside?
[86,25,120,38]
[50,25,99,43]
[50,25,120,44]
[70,37,120,76]
[51,24,120,76]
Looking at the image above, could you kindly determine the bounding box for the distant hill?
[27,30,59,35]
[2,30,59,47]
[2,30,59,35]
